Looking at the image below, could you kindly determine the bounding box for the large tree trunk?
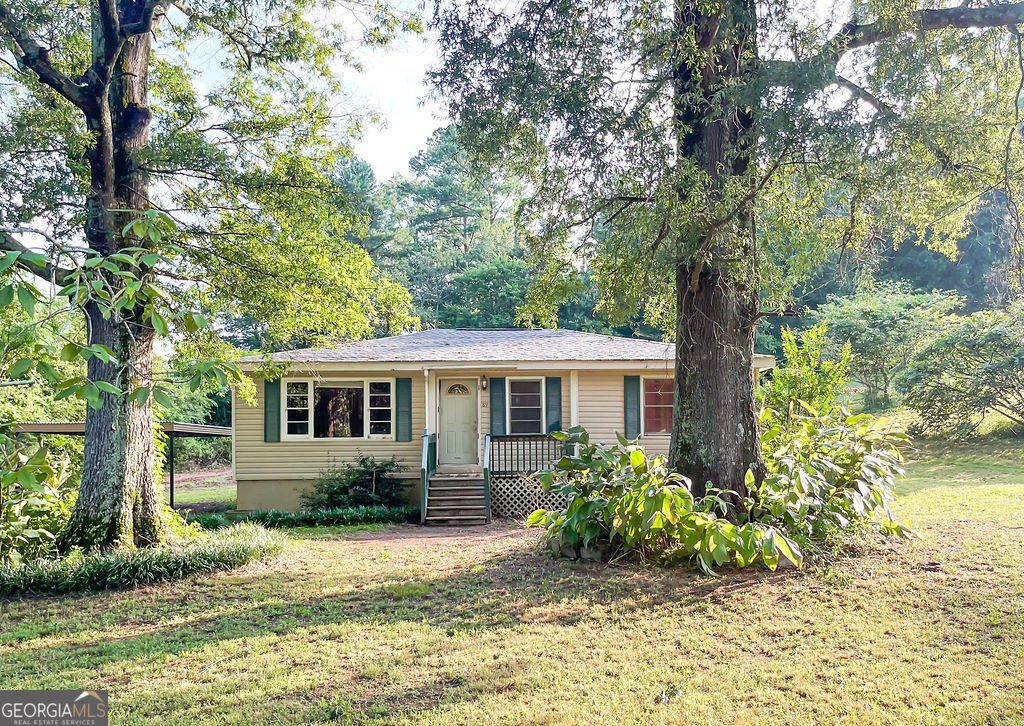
[670,264,762,501]
[669,0,762,504]
[61,308,160,549]
[60,23,161,550]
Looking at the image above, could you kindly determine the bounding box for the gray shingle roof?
[239,328,774,366]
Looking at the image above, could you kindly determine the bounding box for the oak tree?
[432,0,1024,499]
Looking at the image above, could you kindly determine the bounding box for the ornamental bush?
[528,418,912,573]
[301,456,408,509]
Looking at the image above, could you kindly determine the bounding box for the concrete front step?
[428,486,485,495]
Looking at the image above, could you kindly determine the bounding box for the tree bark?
[60,13,161,550]
[669,0,762,505]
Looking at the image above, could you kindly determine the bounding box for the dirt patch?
[174,467,233,487]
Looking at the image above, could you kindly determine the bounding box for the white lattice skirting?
[491,473,567,520]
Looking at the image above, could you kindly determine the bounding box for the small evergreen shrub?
[0,523,286,596]
[301,456,407,509]
[195,505,419,529]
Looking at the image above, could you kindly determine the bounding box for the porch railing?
[420,429,437,524]
[482,434,493,523]
[488,434,562,475]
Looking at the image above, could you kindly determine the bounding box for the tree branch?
[121,0,173,37]
[822,3,1024,65]
[0,0,87,108]
[0,228,74,286]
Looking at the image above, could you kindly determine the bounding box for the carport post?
[168,432,175,509]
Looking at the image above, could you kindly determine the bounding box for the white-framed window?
[507,378,545,435]
[284,380,312,438]
[642,377,673,435]
[281,379,394,441]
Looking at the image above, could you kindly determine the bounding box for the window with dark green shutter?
[489,377,506,435]
[264,379,281,442]
[624,375,641,440]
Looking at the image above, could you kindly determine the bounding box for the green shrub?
[758,324,852,444]
[188,505,418,530]
[1,428,75,565]
[528,420,912,573]
[301,456,407,510]
[174,436,232,472]
[527,429,803,573]
[755,410,914,543]
[896,305,1024,436]
[186,512,231,530]
[0,523,286,596]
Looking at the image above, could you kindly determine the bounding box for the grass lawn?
[2,439,1023,725]
[167,467,237,511]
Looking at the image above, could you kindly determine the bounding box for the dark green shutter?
[489,377,506,435]
[624,375,641,440]
[264,379,281,442]
[545,377,562,433]
[395,377,412,441]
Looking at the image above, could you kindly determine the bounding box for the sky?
[345,31,447,181]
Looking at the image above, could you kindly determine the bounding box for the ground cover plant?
[0,523,285,596]
[188,506,419,531]
[0,439,1021,724]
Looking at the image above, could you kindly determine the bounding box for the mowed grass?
[166,470,237,510]
[2,439,1024,725]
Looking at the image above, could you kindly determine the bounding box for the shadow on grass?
[3,523,1024,724]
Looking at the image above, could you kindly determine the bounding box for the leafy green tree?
[813,284,960,409]
[437,255,533,328]
[759,324,852,432]
[431,0,1024,497]
[898,306,1024,435]
[0,0,415,548]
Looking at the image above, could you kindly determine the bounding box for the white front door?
[439,379,478,465]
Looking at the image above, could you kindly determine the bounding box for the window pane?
[287,422,309,435]
[286,395,308,409]
[510,380,541,394]
[369,408,391,422]
[369,395,391,408]
[286,382,308,395]
[510,418,543,434]
[642,378,673,434]
[369,421,392,435]
[314,386,364,438]
[369,382,391,395]
[644,406,672,434]
[286,408,308,422]
[510,392,541,407]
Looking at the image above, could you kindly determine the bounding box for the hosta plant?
[528,416,913,573]
[526,428,802,573]
[0,426,73,566]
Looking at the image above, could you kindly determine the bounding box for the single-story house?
[233,328,775,524]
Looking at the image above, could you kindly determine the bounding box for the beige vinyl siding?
[234,374,425,482]
[576,369,672,457]
[234,367,667,510]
